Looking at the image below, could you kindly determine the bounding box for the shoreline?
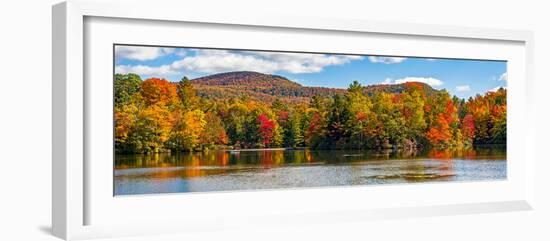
[115,144,506,155]
[226,147,305,152]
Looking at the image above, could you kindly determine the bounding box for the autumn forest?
[114,71,506,154]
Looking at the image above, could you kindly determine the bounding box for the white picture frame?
[52,0,536,240]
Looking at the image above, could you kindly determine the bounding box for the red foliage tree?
[257,114,276,146]
[444,100,456,123]
[462,114,475,141]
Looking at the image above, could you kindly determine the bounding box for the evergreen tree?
[177,76,198,110]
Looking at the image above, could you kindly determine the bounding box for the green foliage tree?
[326,94,351,148]
[114,73,142,107]
[177,76,198,110]
[401,90,427,144]
[345,81,373,148]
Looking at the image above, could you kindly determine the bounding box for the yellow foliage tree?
[168,109,206,151]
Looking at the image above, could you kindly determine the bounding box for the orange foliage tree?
[141,78,178,106]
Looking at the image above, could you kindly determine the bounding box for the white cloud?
[368,56,407,64]
[117,49,365,77]
[127,50,362,74]
[425,58,438,61]
[174,49,187,57]
[115,64,177,76]
[499,72,507,82]
[115,46,174,61]
[380,78,392,85]
[455,85,471,92]
[170,50,279,74]
[489,86,506,92]
[251,51,363,73]
[393,76,444,87]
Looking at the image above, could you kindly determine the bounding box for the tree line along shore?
[114,73,506,154]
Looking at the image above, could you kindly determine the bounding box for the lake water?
[114,146,506,195]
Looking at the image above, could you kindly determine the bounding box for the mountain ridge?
[190,71,439,104]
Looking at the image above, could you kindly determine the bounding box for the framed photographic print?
[53,0,535,240]
[112,44,508,195]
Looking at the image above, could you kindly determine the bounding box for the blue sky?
[115,45,507,99]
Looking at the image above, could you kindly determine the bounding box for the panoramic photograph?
[113,44,507,195]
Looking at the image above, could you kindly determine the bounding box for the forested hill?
[192,71,302,88]
[362,81,442,97]
[190,71,440,103]
[191,71,344,103]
